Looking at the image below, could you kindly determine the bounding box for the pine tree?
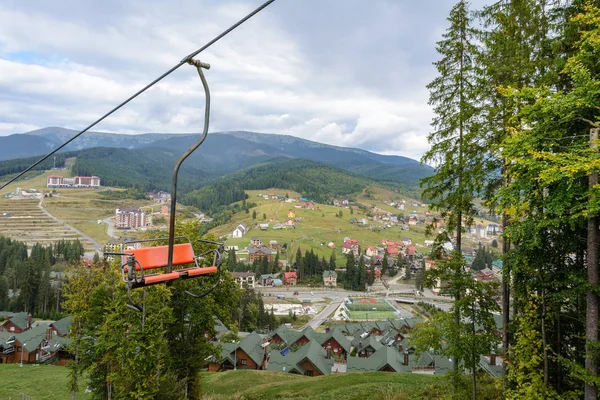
[419,2,495,396]
[252,210,256,219]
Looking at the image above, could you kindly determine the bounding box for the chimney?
[403,352,409,366]
[359,341,363,349]
[490,354,496,366]
[326,344,332,359]
[27,314,32,329]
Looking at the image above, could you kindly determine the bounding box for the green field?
[0,364,92,400]
[347,311,398,321]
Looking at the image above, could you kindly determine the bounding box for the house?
[48,316,73,337]
[342,240,360,257]
[260,274,276,287]
[232,223,248,238]
[115,208,147,229]
[347,347,413,373]
[160,204,170,214]
[390,214,398,223]
[408,216,418,225]
[305,202,315,210]
[294,204,303,209]
[208,333,270,371]
[249,246,272,262]
[259,223,269,231]
[283,272,298,285]
[267,341,334,376]
[406,245,418,256]
[12,324,49,364]
[366,246,378,257]
[231,272,256,288]
[288,210,296,218]
[250,237,263,248]
[285,219,296,228]
[327,242,336,249]
[386,245,399,257]
[269,240,279,249]
[354,334,383,358]
[318,329,352,359]
[273,223,285,230]
[0,312,31,334]
[323,270,337,287]
[401,238,412,246]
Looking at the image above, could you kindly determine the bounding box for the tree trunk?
[585,127,599,400]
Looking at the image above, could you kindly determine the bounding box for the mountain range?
[0,127,432,196]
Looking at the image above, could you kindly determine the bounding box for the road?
[103,217,117,239]
[305,295,345,329]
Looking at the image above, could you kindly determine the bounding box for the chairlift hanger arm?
[167,61,211,272]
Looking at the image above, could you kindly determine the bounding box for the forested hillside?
[180,158,372,212]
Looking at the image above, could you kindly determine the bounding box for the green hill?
[0,365,452,400]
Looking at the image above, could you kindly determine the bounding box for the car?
[293,291,299,295]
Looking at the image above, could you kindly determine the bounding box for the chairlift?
[105,58,223,311]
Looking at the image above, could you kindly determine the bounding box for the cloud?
[0,0,493,160]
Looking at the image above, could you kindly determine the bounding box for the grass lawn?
[201,370,450,400]
[70,220,112,244]
[347,311,398,321]
[0,364,92,400]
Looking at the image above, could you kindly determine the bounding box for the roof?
[232,272,255,278]
[5,312,29,331]
[323,270,338,279]
[353,333,383,352]
[283,272,297,279]
[248,247,272,255]
[15,324,49,352]
[347,346,413,373]
[45,336,71,354]
[50,316,73,337]
[260,274,276,280]
[317,330,352,354]
[267,340,333,375]
[415,352,452,374]
[213,316,229,337]
[237,333,267,367]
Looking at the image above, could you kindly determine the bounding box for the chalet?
[347,347,413,373]
[12,324,49,364]
[0,312,31,334]
[269,240,279,249]
[318,330,351,359]
[267,341,333,376]
[366,246,378,257]
[390,214,398,223]
[259,223,269,231]
[408,216,418,225]
[48,316,73,337]
[401,238,412,246]
[260,274,276,287]
[287,210,296,218]
[231,272,256,288]
[305,202,315,210]
[250,237,263,247]
[354,334,383,358]
[248,246,272,262]
[283,272,298,286]
[358,218,368,225]
[232,223,248,238]
[208,333,269,371]
[323,271,337,287]
[285,219,296,228]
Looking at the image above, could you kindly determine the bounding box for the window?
[240,359,247,365]
[305,370,313,376]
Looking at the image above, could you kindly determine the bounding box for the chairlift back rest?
[123,243,196,271]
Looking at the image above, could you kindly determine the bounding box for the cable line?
[0,0,277,191]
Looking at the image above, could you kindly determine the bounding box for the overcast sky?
[0,0,490,161]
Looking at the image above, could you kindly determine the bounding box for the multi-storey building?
[47,175,100,188]
[115,208,146,229]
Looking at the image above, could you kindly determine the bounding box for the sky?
[0,0,489,161]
